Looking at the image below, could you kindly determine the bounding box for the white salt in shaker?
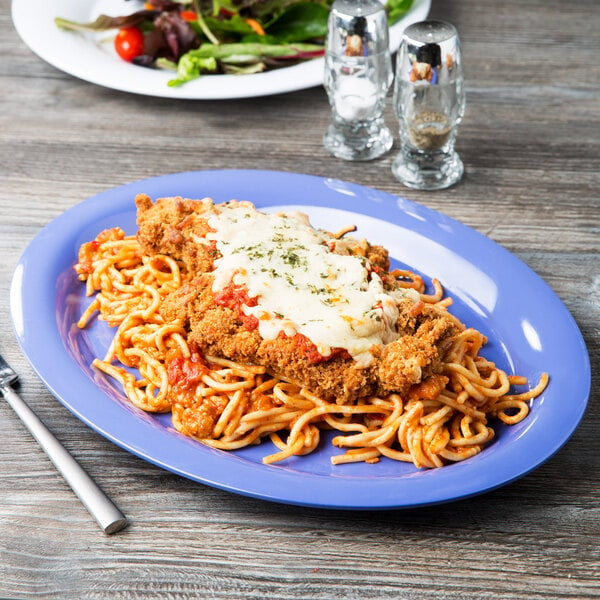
[323,0,393,161]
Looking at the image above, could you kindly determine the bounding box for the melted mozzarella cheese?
[206,203,415,366]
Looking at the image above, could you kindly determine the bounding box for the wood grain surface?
[1,0,598,598]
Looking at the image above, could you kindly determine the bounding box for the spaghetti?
[75,211,548,469]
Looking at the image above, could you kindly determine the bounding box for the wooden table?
[1,0,598,597]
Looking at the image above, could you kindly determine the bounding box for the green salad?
[55,0,415,87]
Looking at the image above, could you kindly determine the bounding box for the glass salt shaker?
[323,0,393,161]
[392,21,465,189]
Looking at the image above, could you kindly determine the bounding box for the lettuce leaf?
[55,10,158,32]
[266,2,329,43]
[386,0,415,25]
[168,54,217,86]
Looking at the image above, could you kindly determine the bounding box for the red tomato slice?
[180,10,197,21]
[114,27,145,62]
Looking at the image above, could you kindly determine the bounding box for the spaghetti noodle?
[75,206,548,469]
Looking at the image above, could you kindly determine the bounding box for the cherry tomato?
[114,27,145,62]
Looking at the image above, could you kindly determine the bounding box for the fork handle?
[1,384,128,534]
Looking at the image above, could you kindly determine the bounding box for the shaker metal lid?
[403,20,459,48]
[397,20,462,83]
[327,0,390,57]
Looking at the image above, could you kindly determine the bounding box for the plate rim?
[9,169,591,509]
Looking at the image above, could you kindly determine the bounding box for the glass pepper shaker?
[323,0,393,161]
[391,21,465,189]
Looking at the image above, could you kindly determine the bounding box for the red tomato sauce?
[167,351,209,392]
[213,283,259,330]
[290,332,351,364]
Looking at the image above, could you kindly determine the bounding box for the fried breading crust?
[135,194,460,404]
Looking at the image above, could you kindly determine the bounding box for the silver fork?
[0,351,128,534]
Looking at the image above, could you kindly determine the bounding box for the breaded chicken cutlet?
[135,194,462,404]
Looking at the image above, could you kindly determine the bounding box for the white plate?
[11,0,431,99]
